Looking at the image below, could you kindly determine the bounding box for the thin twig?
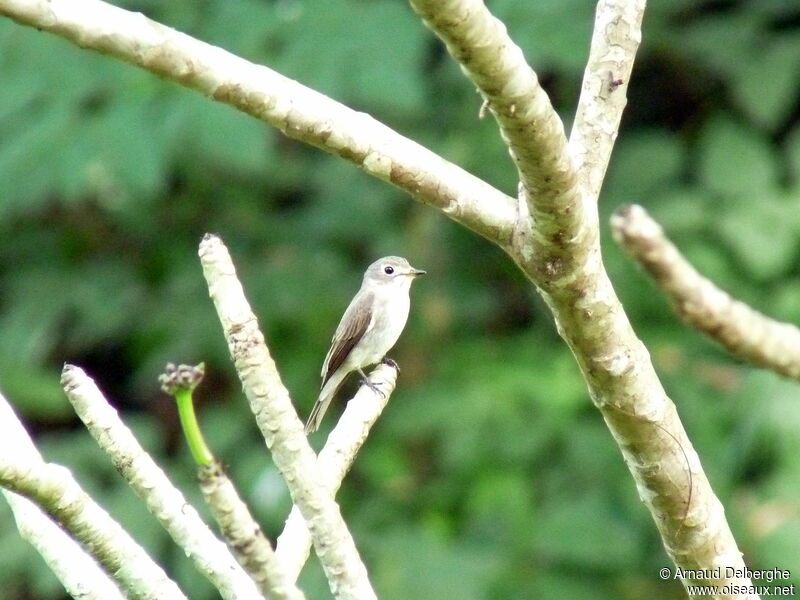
[569,0,646,202]
[612,203,800,379]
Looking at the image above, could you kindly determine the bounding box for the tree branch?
[0,392,188,600]
[2,490,126,600]
[197,461,306,600]
[275,363,398,582]
[0,0,516,245]
[0,0,760,595]
[409,0,583,256]
[569,0,646,202]
[61,365,267,600]
[199,234,376,600]
[0,391,123,600]
[612,204,800,379]
[407,2,757,596]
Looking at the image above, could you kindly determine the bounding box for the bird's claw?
[363,378,386,399]
[381,357,400,372]
[357,369,386,399]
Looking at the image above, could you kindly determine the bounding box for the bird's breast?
[356,290,411,364]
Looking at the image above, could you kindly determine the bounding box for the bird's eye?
[383,266,394,275]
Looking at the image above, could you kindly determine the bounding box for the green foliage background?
[1,0,800,598]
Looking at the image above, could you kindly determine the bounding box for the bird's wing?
[321,290,374,387]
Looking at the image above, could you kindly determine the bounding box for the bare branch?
[1,415,127,600]
[0,0,760,594]
[199,234,376,600]
[569,0,646,201]
[2,491,126,600]
[197,462,306,600]
[0,0,516,244]
[275,363,398,582]
[0,392,188,600]
[61,365,265,600]
[408,2,757,593]
[612,203,800,379]
[409,0,583,252]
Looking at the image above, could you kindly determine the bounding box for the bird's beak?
[408,268,426,277]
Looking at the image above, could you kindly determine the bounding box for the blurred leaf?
[80,99,169,202]
[168,94,275,175]
[534,496,639,569]
[753,519,800,583]
[272,0,427,113]
[647,188,710,233]
[717,193,800,280]
[604,129,685,204]
[731,37,800,131]
[0,367,70,420]
[0,517,42,583]
[492,0,594,71]
[464,470,536,546]
[698,116,779,197]
[786,125,800,184]
[369,527,498,600]
[532,571,621,599]
[769,280,800,324]
[0,101,71,209]
[678,11,761,81]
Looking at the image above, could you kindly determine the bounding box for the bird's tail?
[304,370,347,434]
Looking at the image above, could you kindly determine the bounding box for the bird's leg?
[380,356,400,372]
[357,368,386,398]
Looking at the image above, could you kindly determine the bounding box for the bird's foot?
[358,369,386,398]
[381,356,400,372]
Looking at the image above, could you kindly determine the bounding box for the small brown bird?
[305,256,425,433]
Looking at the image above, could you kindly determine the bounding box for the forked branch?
[275,363,398,581]
[408,2,756,597]
[409,0,582,245]
[199,234,376,600]
[0,0,761,597]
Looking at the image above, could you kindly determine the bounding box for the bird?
[304,256,425,433]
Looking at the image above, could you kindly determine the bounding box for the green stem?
[175,389,214,466]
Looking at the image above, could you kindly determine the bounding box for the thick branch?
[0,0,516,244]
[409,0,584,261]
[0,393,187,600]
[409,2,757,596]
[569,0,645,202]
[612,204,800,379]
[275,363,398,582]
[199,234,376,600]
